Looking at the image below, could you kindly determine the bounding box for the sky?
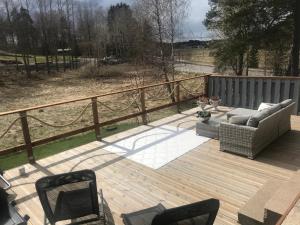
[100,0,211,40]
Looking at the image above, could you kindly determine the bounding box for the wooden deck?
[4,107,300,225]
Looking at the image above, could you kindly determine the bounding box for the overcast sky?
[100,0,210,40]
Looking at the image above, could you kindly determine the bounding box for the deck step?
[238,179,284,225]
[281,199,300,225]
[265,171,300,225]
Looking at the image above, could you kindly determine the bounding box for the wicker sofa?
[219,100,295,159]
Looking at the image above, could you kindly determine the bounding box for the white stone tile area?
[103,125,210,169]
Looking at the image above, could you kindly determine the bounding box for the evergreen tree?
[205,0,298,76]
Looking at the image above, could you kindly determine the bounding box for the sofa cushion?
[280,99,292,108]
[267,104,281,114]
[247,109,270,127]
[229,116,250,125]
[258,102,275,111]
[227,108,257,120]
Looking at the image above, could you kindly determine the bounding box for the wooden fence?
[0,75,209,163]
[0,60,81,72]
[208,76,300,114]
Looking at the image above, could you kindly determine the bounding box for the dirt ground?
[0,63,205,150]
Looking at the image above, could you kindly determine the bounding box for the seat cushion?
[229,116,250,125]
[246,109,270,127]
[280,99,292,108]
[54,188,96,221]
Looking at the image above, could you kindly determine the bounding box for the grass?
[0,122,139,170]
[175,48,215,66]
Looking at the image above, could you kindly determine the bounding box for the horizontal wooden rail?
[0,95,201,157]
[0,74,209,117]
[0,75,208,162]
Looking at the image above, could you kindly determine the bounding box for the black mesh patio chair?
[35,169,106,225]
[122,198,220,225]
[0,187,30,225]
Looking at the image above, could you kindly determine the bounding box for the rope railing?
[0,117,21,139]
[145,86,177,101]
[26,103,91,128]
[96,95,140,113]
[179,82,204,96]
[1,96,142,137]
[0,103,92,140]
[0,74,209,162]
[145,85,170,99]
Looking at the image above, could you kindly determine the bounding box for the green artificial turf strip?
[0,101,197,171]
[0,123,138,170]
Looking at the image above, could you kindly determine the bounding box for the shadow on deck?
[4,107,300,225]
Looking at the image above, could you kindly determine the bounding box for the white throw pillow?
[258,102,275,111]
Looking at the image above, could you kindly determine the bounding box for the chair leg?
[99,189,106,225]
[44,215,50,225]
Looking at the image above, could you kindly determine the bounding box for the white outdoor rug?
[103,125,210,169]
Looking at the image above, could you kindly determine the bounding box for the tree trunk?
[69,55,72,68]
[23,54,31,77]
[154,0,176,103]
[15,55,19,71]
[237,53,244,76]
[34,55,38,72]
[63,50,66,71]
[55,54,59,71]
[170,0,176,96]
[264,51,267,76]
[291,0,300,76]
[246,52,249,76]
[45,54,50,74]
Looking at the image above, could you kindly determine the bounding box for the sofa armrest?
[219,122,257,149]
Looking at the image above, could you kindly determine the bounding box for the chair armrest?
[220,122,257,148]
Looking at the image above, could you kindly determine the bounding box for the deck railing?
[2,74,300,164]
[0,75,209,163]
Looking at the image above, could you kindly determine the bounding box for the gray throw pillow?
[229,116,249,125]
[246,109,270,127]
[280,99,292,108]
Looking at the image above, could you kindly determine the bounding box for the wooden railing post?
[91,97,101,140]
[140,88,147,125]
[19,111,35,164]
[176,81,181,113]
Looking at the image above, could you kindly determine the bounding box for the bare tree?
[134,0,189,102]
[36,0,51,73]
[166,0,189,80]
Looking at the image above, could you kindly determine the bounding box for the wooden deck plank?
[4,107,300,225]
